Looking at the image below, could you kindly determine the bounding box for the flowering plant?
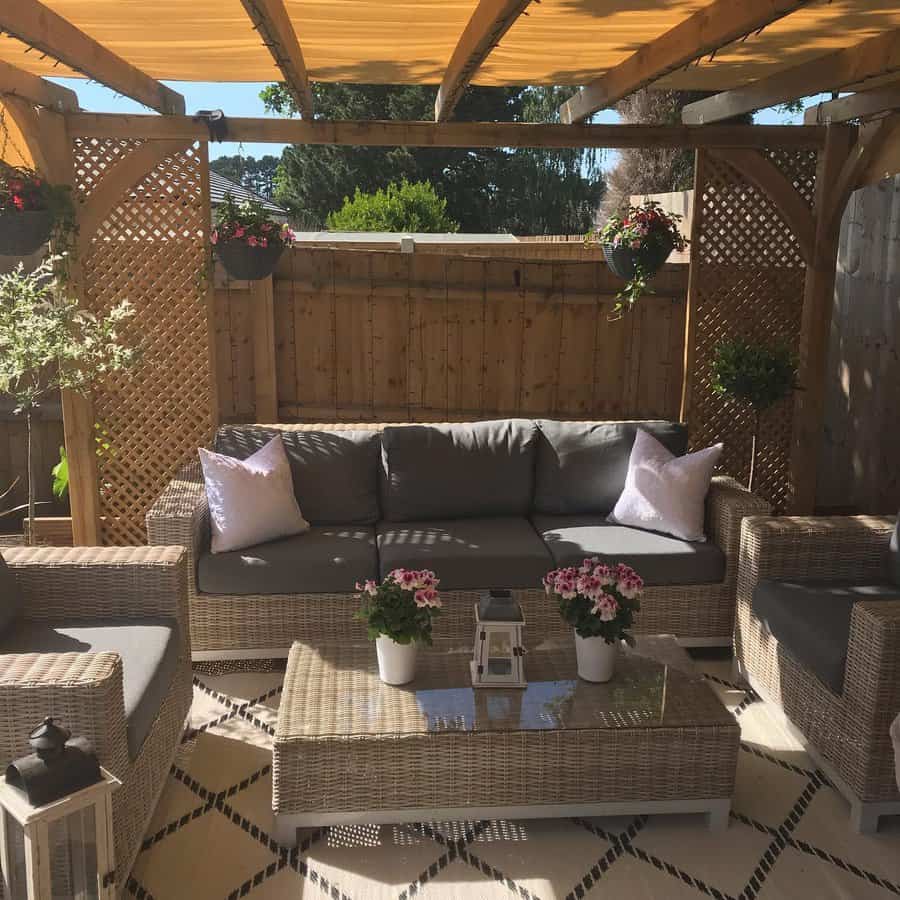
[210,193,295,250]
[0,162,76,249]
[588,199,687,313]
[543,558,643,644]
[354,568,442,645]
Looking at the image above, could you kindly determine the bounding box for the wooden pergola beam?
[0,58,78,112]
[435,0,532,122]
[1,0,185,115]
[559,0,806,124]
[239,0,314,118]
[65,112,828,149]
[682,28,900,125]
[803,83,900,125]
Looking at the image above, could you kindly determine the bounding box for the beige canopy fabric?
[2,0,897,90]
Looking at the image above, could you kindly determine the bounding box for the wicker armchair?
[735,515,900,831]
[0,546,193,888]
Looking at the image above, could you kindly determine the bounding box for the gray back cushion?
[0,552,22,635]
[213,426,380,525]
[891,515,900,586]
[533,420,689,515]
[380,420,538,521]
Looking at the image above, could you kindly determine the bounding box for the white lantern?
[0,719,119,900]
[470,590,526,688]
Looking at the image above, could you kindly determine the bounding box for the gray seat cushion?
[533,420,689,515]
[890,514,900,586]
[213,426,380,525]
[1,617,181,760]
[377,517,553,591]
[380,420,538,522]
[532,514,726,586]
[197,527,377,595]
[752,580,900,694]
[0,553,22,635]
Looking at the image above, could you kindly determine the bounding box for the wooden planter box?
[24,516,74,547]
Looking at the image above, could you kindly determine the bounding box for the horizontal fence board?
[215,247,688,425]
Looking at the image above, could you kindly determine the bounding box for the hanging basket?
[0,209,54,256]
[602,234,674,281]
[216,240,285,281]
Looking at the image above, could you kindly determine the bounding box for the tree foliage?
[260,83,605,234]
[711,339,798,411]
[326,180,458,233]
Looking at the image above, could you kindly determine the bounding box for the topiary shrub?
[326,180,459,233]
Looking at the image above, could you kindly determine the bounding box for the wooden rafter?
[435,0,532,122]
[239,0,314,118]
[66,113,828,149]
[682,28,900,125]
[803,83,900,125]
[0,58,78,112]
[559,0,806,124]
[1,0,184,115]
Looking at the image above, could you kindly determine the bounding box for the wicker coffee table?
[272,636,739,845]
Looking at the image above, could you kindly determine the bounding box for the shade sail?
[0,0,897,91]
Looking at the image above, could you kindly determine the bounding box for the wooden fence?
[214,247,689,425]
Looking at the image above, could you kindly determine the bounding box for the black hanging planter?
[602,234,674,281]
[216,240,285,281]
[0,209,54,256]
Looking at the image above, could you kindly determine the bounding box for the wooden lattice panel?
[687,148,818,511]
[75,140,214,544]
[73,137,145,198]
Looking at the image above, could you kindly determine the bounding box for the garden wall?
[213,247,689,424]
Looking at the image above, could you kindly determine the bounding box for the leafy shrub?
[326,180,459,233]
[711,339,798,411]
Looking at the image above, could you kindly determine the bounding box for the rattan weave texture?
[0,546,193,887]
[273,639,739,816]
[735,515,900,805]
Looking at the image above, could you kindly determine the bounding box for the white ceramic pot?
[375,635,418,685]
[574,632,618,682]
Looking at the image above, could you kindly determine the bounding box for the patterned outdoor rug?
[127,653,900,899]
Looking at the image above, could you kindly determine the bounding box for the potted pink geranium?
[543,558,643,682]
[355,568,442,685]
[211,193,296,281]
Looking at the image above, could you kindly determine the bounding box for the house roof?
[208,171,287,217]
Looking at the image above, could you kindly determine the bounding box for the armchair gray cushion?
[377,517,553,590]
[532,514,725,585]
[197,526,378,595]
[890,514,900,586]
[1,617,181,759]
[0,552,22,635]
[380,420,538,521]
[533,420,689,515]
[752,579,900,693]
[213,426,381,525]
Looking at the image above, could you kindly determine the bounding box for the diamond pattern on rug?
[127,660,900,899]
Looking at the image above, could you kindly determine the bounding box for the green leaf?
[51,445,68,500]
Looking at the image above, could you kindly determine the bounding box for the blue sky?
[52,78,825,167]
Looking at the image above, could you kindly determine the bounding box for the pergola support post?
[250,275,279,423]
[790,125,857,514]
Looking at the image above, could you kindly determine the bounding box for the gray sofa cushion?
[197,526,377,595]
[0,553,22,635]
[380,420,538,522]
[752,580,900,694]
[1,617,181,760]
[533,420,689,515]
[377,517,553,591]
[213,426,380,525]
[532,514,726,586]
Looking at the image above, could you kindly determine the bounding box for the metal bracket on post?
[194,110,228,142]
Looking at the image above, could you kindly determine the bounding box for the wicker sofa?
[147,419,769,660]
[0,546,193,889]
[735,514,900,832]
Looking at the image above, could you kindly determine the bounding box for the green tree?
[0,258,137,541]
[210,154,281,199]
[262,83,604,234]
[326,180,458,232]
